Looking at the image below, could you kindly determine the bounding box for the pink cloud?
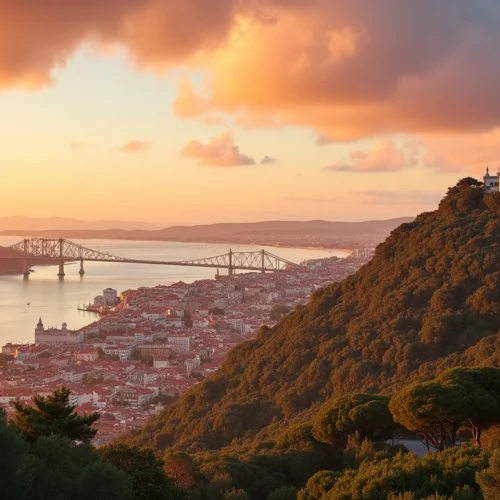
[118,140,151,153]
[323,140,419,173]
[181,132,256,167]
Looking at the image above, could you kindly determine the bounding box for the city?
[0,252,371,444]
[3,1,500,498]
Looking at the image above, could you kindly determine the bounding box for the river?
[0,236,347,344]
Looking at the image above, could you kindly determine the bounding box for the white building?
[34,319,85,346]
[484,167,500,193]
[167,336,190,353]
[103,288,119,306]
[103,344,134,361]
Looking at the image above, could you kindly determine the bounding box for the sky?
[1,0,500,226]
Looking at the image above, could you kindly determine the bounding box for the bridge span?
[0,238,299,279]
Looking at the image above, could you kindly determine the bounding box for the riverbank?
[0,232,353,255]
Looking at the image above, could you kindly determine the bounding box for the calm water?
[0,237,346,344]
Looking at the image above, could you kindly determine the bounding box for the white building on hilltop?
[484,167,500,193]
[34,318,85,346]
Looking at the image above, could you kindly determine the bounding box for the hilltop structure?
[484,167,500,193]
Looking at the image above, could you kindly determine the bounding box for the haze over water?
[0,236,345,344]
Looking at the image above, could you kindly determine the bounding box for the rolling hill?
[127,180,500,453]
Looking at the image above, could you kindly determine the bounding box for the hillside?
[127,180,500,453]
[158,218,413,238]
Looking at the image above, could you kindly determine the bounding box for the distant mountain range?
[0,217,414,250]
[0,217,160,231]
[156,218,414,239]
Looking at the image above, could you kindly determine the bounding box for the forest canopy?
[128,179,500,453]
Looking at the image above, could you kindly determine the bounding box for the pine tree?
[10,386,99,442]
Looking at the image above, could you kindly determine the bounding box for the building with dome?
[484,167,500,193]
[34,318,85,346]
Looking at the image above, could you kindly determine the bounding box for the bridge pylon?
[57,238,65,279]
[228,249,233,277]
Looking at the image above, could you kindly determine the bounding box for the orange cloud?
[174,2,500,140]
[324,140,419,173]
[3,1,500,142]
[181,132,256,167]
[118,140,150,153]
[0,0,236,88]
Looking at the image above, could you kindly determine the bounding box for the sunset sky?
[2,0,499,225]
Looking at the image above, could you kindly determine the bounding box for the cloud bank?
[3,1,500,141]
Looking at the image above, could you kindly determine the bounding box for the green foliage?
[390,368,500,451]
[99,443,185,500]
[298,470,341,500]
[127,180,500,453]
[390,382,468,451]
[321,446,488,500]
[270,305,293,321]
[0,426,132,500]
[10,386,99,442]
[436,368,500,446]
[312,394,395,446]
[0,424,32,500]
[477,449,500,500]
[267,486,298,500]
[163,450,201,489]
[225,489,250,500]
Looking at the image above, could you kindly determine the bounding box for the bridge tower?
[228,249,233,277]
[261,249,266,274]
[57,238,65,279]
[22,239,30,279]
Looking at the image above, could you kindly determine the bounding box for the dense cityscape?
[0,252,371,444]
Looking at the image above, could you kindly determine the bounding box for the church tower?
[35,317,44,334]
[35,317,44,342]
[483,167,500,193]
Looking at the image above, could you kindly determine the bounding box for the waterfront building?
[103,288,119,306]
[34,318,85,346]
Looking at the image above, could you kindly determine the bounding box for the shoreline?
[0,233,353,256]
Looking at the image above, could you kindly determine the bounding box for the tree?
[389,382,471,451]
[163,451,201,489]
[30,436,131,500]
[10,386,99,443]
[270,304,292,321]
[445,177,483,197]
[436,368,500,446]
[99,443,186,500]
[477,449,500,500]
[297,471,341,500]
[224,489,250,500]
[312,394,396,446]
[267,486,297,500]
[0,424,32,500]
[78,462,133,500]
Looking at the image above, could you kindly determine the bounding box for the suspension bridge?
[0,238,299,279]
